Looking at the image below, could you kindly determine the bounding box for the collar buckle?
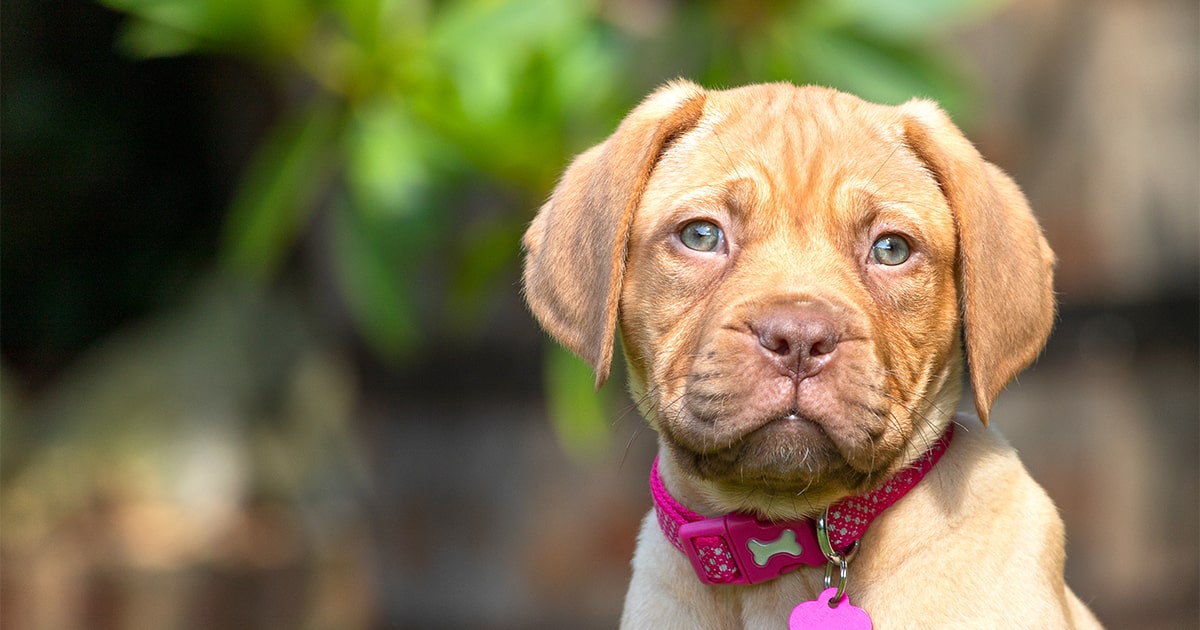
[677,512,828,585]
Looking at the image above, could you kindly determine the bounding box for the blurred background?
[2,0,1196,628]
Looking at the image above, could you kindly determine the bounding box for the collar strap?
[651,424,954,585]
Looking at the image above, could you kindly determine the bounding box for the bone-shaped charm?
[747,529,803,567]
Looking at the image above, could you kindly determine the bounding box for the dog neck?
[650,424,954,586]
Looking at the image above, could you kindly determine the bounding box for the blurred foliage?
[99,0,1002,456]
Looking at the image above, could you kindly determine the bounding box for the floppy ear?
[522,80,708,388]
[901,100,1056,424]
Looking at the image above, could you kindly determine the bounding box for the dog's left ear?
[901,100,1056,424]
[522,81,708,389]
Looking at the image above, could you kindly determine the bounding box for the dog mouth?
[663,411,877,494]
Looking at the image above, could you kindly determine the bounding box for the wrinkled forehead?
[651,86,934,205]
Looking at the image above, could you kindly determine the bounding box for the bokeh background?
[2,0,1197,628]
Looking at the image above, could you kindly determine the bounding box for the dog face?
[620,87,963,502]
[523,81,1054,515]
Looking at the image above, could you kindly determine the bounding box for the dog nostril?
[754,311,840,367]
[811,334,837,356]
[759,333,792,357]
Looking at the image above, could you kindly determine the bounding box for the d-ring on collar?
[818,507,858,604]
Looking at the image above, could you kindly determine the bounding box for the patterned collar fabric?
[650,423,955,585]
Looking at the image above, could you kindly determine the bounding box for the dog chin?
[669,414,874,496]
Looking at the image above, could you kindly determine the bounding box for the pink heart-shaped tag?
[788,587,872,629]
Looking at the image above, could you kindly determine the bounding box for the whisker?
[864,143,903,193]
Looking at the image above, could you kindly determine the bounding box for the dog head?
[523,81,1054,515]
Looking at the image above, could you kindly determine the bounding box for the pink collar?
[651,424,954,585]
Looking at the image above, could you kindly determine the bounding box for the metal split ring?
[823,551,850,604]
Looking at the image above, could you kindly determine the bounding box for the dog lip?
[777,409,814,423]
[663,406,824,454]
[727,409,833,451]
[763,411,828,436]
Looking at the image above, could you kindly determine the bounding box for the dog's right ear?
[522,80,707,389]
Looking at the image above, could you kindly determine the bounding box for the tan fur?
[522,81,1101,629]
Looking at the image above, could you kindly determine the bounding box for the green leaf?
[222,101,342,278]
[445,215,524,334]
[796,29,969,112]
[545,343,611,462]
[102,0,314,60]
[822,0,1005,38]
[330,0,430,51]
[116,17,205,57]
[549,25,623,117]
[330,199,422,358]
[101,0,211,35]
[344,99,440,219]
[428,0,595,124]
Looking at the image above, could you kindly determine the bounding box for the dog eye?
[679,220,724,252]
[871,234,911,265]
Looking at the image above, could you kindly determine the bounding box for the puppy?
[522,81,1102,629]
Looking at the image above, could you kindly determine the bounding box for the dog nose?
[754,307,840,377]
